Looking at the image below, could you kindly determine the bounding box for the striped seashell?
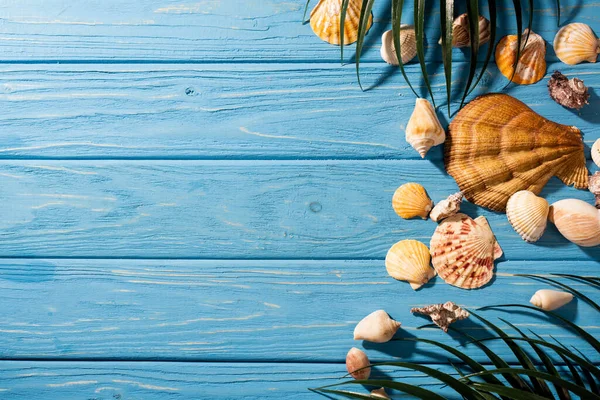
[506,191,549,243]
[495,29,546,85]
[392,182,433,220]
[385,239,435,290]
[554,23,600,65]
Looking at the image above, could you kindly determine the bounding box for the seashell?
[392,182,433,220]
[590,172,600,209]
[506,190,549,243]
[446,93,589,212]
[353,310,401,343]
[430,192,463,222]
[405,98,445,158]
[411,301,469,332]
[548,71,590,110]
[430,213,502,289]
[346,347,371,380]
[549,199,600,247]
[554,23,600,65]
[381,26,417,65]
[385,239,435,290]
[495,29,546,85]
[593,139,600,168]
[310,0,372,45]
[438,14,490,48]
[371,388,390,399]
[530,289,574,311]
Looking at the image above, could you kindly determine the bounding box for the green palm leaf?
[460,0,480,108]
[556,0,561,25]
[440,0,453,115]
[552,273,600,288]
[392,0,417,96]
[469,0,497,96]
[414,0,435,105]
[340,0,351,64]
[303,0,312,22]
[312,379,447,399]
[355,0,376,90]
[514,274,600,312]
[469,383,553,400]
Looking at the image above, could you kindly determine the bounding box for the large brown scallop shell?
[430,213,502,289]
[310,0,372,45]
[446,93,588,212]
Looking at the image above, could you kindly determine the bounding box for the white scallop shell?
[592,139,600,168]
[506,191,549,243]
[554,23,600,65]
[380,26,417,65]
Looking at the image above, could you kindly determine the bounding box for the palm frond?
[303,0,312,23]
[414,0,435,105]
[514,274,600,312]
[392,0,417,96]
[551,273,600,288]
[355,0,376,90]
[460,0,481,108]
[312,378,449,399]
[340,0,351,64]
[469,0,497,96]
[440,0,453,115]
[556,0,561,26]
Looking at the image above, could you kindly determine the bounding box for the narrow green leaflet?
[460,0,480,107]
[464,368,600,399]
[556,0,561,25]
[340,0,351,64]
[552,273,600,288]
[355,0,376,90]
[392,0,417,96]
[506,0,523,86]
[471,383,562,400]
[414,0,435,106]
[312,379,446,400]
[468,0,496,96]
[440,0,453,115]
[303,0,312,22]
[515,274,600,312]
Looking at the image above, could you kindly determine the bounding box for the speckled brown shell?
[446,93,589,212]
[310,0,372,45]
[430,213,502,289]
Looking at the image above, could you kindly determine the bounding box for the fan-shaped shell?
[380,26,417,65]
[593,139,600,168]
[405,98,445,158]
[385,240,435,290]
[554,23,600,65]
[310,0,372,45]
[549,199,600,247]
[506,191,549,243]
[495,29,546,85]
[446,93,588,212]
[439,14,490,48]
[430,214,503,289]
[392,182,433,219]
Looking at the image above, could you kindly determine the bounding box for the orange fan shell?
[495,29,546,85]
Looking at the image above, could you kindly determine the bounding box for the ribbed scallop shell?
[593,139,600,168]
[554,23,600,65]
[392,183,433,219]
[549,199,600,247]
[430,213,503,289]
[495,29,546,85]
[380,26,417,65]
[385,239,435,290]
[446,93,588,212]
[506,191,549,243]
[310,0,372,45]
[439,14,490,48]
[405,98,445,158]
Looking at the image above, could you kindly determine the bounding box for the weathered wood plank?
[0,361,470,399]
[0,259,597,362]
[0,63,597,160]
[0,160,598,260]
[0,0,597,62]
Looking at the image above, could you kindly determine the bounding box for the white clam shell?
[506,190,549,243]
[530,289,574,311]
[380,26,417,65]
[353,310,401,343]
[549,199,600,247]
[345,347,371,380]
[554,23,600,65]
[385,239,435,290]
[405,98,445,158]
[593,139,600,168]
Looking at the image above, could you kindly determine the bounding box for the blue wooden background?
[0,0,598,398]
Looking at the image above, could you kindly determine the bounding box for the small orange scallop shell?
[495,29,546,85]
[554,23,600,65]
[430,213,503,289]
[392,183,433,220]
[310,0,373,45]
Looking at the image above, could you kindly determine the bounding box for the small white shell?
[554,23,600,65]
[430,192,463,222]
[506,191,549,243]
[371,388,390,398]
[549,199,600,247]
[405,98,445,158]
[353,310,401,343]
[346,347,371,380]
[592,139,600,168]
[530,289,574,311]
[380,26,417,65]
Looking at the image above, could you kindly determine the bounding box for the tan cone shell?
[430,214,503,289]
[554,23,600,65]
[446,93,588,212]
[506,191,549,243]
[385,239,435,290]
[405,98,445,158]
[495,29,546,85]
[392,182,433,219]
[310,0,373,45]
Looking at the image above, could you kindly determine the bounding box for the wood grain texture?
[0,63,597,160]
[0,0,597,62]
[0,160,598,260]
[0,258,597,362]
[0,361,471,399]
